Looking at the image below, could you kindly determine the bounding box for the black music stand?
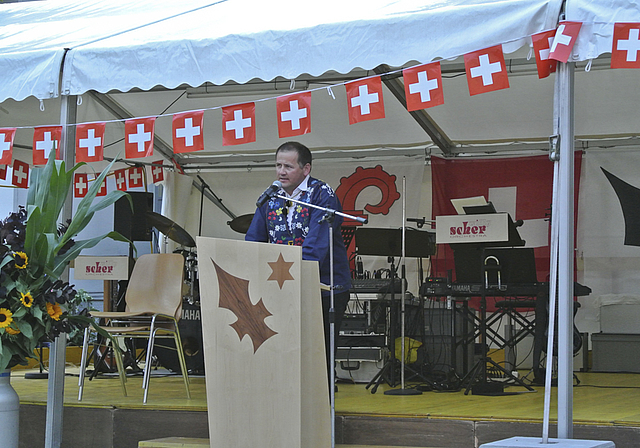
[354,227,436,393]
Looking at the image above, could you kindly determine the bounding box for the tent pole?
[556,60,575,439]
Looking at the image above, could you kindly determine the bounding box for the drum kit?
[145,211,254,374]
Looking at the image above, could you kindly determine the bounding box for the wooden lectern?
[196,237,330,448]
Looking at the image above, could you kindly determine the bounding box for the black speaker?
[114,192,153,241]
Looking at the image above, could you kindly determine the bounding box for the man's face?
[276,149,311,195]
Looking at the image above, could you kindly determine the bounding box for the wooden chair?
[78,253,191,403]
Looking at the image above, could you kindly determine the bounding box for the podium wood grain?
[196,237,330,448]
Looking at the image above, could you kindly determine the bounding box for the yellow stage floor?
[10,367,640,428]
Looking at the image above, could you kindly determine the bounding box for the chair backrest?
[125,253,185,320]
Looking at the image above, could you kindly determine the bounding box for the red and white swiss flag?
[611,23,640,69]
[464,45,509,96]
[532,30,558,79]
[125,117,155,159]
[403,62,444,111]
[76,122,105,163]
[151,160,164,183]
[222,103,256,146]
[173,111,204,153]
[33,126,62,165]
[276,92,311,138]
[0,128,16,166]
[549,21,582,63]
[96,173,107,197]
[11,160,29,189]
[128,166,144,188]
[0,164,6,180]
[74,173,89,198]
[345,77,385,124]
[114,169,128,191]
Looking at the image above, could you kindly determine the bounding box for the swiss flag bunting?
[128,166,144,188]
[276,92,311,138]
[76,122,106,163]
[74,173,89,198]
[222,103,256,146]
[464,45,509,96]
[0,128,16,166]
[11,160,29,189]
[151,160,164,183]
[403,62,444,111]
[345,77,385,124]
[173,111,204,153]
[33,126,62,165]
[125,117,155,159]
[114,169,127,191]
[0,164,6,181]
[549,21,582,63]
[611,23,640,69]
[532,30,558,79]
[96,173,107,196]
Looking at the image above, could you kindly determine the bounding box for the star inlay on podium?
[267,253,295,289]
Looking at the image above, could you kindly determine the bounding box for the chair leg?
[111,338,128,397]
[77,327,91,401]
[173,331,191,399]
[142,327,159,404]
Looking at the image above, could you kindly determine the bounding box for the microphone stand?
[273,193,366,448]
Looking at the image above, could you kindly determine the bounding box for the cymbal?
[228,214,254,234]
[146,211,196,247]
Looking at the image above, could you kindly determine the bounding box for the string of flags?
[1,20,640,198]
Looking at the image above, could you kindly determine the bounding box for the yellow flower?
[46,302,63,321]
[5,326,20,335]
[13,251,28,269]
[0,308,13,328]
[20,291,34,308]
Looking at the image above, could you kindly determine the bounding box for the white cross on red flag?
[125,117,155,159]
[151,160,164,183]
[0,164,6,181]
[11,160,29,189]
[0,128,16,166]
[114,168,128,191]
[345,77,385,124]
[222,103,256,146]
[532,30,558,79]
[74,173,89,198]
[173,111,204,153]
[611,23,640,69]
[549,21,582,63]
[96,173,107,197]
[128,166,144,188]
[403,62,444,111]
[76,122,106,163]
[276,92,311,138]
[33,126,62,165]
[464,45,509,96]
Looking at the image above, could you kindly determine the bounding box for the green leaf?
[51,231,131,278]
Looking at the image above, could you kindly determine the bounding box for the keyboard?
[351,278,405,294]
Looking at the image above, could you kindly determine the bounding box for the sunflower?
[46,302,63,321]
[5,326,20,335]
[13,251,28,269]
[0,308,13,328]
[20,291,33,308]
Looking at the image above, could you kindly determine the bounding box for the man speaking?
[245,141,351,389]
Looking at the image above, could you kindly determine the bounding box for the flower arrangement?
[0,153,129,371]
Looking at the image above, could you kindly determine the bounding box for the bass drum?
[154,300,205,374]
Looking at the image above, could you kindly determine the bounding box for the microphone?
[256,181,282,207]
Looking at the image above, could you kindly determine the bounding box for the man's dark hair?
[276,141,312,169]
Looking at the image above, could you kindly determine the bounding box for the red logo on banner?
[345,77,385,124]
[128,166,144,188]
[151,160,164,183]
[549,21,582,63]
[464,45,509,96]
[276,92,311,138]
[33,126,62,165]
[0,164,7,180]
[403,62,444,111]
[532,30,558,79]
[173,111,204,153]
[76,122,105,163]
[114,169,127,191]
[11,160,29,189]
[125,117,155,159]
[222,103,256,146]
[0,128,16,166]
[96,173,107,197]
[611,23,640,69]
[74,173,89,198]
